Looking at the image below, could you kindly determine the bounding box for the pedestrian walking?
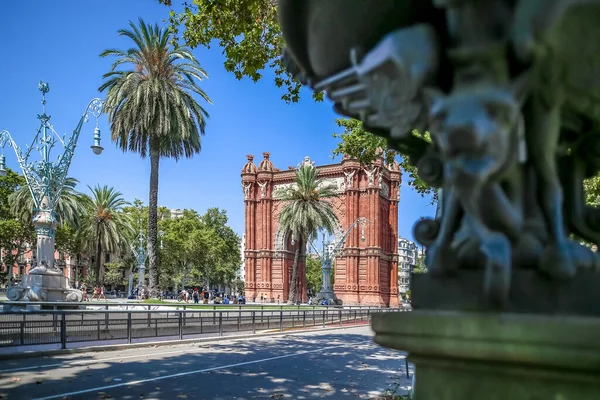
[81,284,88,302]
[98,285,107,301]
[193,288,199,304]
[91,286,99,300]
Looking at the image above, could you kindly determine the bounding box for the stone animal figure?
[423,82,529,305]
[510,0,600,278]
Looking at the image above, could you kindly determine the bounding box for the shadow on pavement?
[0,330,413,399]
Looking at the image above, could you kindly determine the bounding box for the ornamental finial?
[38,81,49,111]
[38,81,50,95]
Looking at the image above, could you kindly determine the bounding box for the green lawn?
[142,299,321,310]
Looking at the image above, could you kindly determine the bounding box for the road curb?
[0,322,371,360]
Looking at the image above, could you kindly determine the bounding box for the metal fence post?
[322,310,326,328]
[53,305,58,332]
[252,311,256,334]
[127,312,132,344]
[178,311,183,340]
[339,310,342,327]
[183,305,187,327]
[303,310,306,329]
[354,309,357,325]
[20,314,25,345]
[147,305,151,328]
[279,311,283,332]
[237,311,241,331]
[60,313,67,349]
[218,311,223,336]
[105,305,109,329]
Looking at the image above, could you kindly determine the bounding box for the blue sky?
[0,0,435,242]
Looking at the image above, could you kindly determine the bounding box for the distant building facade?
[242,152,401,306]
[169,208,184,219]
[2,246,94,287]
[398,237,419,295]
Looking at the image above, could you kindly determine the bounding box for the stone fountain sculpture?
[278,0,600,398]
[6,199,83,305]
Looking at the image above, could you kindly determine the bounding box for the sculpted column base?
[372,310,600,400]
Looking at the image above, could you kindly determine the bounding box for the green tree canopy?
[79,185,133,285]
[584,175,600,207]
[0,169,34,284]
[305,256,322,297]
[160,208,241,290]
[158,0,320,103]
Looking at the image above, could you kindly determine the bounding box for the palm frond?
[99,18,212,160]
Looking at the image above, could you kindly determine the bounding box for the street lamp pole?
[130,227,164,298]
[0,82,104,303]
[310,217,371,305]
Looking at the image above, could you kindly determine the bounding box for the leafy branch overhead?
[331,118,437,202]
[158,0,322,103]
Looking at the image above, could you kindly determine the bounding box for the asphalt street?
[0,326,412,400]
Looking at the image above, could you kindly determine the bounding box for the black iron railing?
[0,307,405,349]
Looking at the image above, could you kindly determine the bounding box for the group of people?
[73,281,106,301]
[177,288,245,305]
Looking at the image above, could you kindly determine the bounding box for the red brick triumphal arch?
[242,152,401,307]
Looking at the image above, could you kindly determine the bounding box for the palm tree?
[275,165,339,304]
[79,185,133,285]
[9,177,85,227]
[99,19,212,297]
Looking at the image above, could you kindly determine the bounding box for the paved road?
[0,326,412,400]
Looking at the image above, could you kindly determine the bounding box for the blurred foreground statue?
[279,1,600,398]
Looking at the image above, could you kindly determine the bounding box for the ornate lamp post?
[130,228,164,298]
[310,217,371,305]
[0,81,104,303]
[130,232,148,297]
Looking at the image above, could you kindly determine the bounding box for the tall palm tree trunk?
[147,145,160,297]
[95,236,102,286]
[288,236,303,304]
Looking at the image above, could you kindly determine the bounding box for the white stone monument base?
[6,270,83,307]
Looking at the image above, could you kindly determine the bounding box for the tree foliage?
[305,256,322,297]
[412,253,427,274]
[160,208,241,290]
[331,118,437,203]
[0,169,34,283]
[584,175,600,207]
[104,261,129,287]
[99,19,211,159]
[79,185,133,285]
[9,177,85,227]
[99,18,213,298]
[158,0,322,103]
